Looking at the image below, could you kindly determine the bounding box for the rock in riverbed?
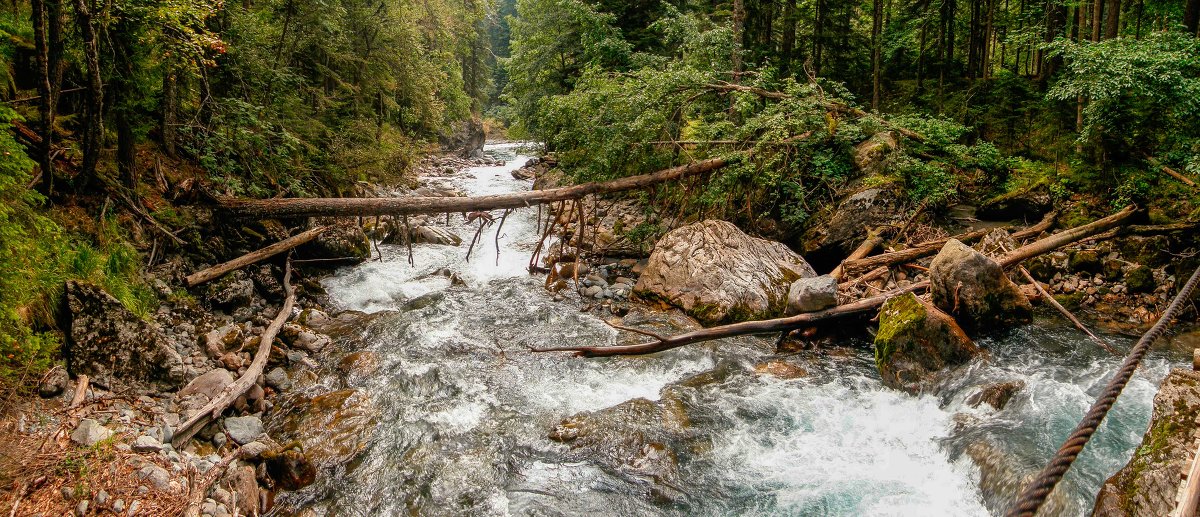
[874,292,979,393]
[929,239,1032,333]
[635,220,816,324]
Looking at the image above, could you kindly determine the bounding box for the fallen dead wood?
[532,282,928,357]
[218,158,731,220]
[1017,266,1119,355]
[830,229,886,282]
[172,260,295,448]
[841,228,992,278]
[999,205,1137,268]
[1145,155,1198,189]
[1086,221,1200,243]
[182,448,240,517]
[1011,210,1058,241]
[185,226,328,287]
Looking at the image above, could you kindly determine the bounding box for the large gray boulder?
[874,292,979,393]
[801,184,905,265]
[1094,369,1200,516]
[63,281,185,389]
[929,239,1032,333]
[634,220,816,325]
[786,275,838,314]
[852,131,899,176]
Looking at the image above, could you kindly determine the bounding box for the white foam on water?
[706,375,988,516]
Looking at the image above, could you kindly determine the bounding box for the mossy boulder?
[930,239,1033,333]
[874,292,980,393]
[1125,265,1156,293]
[634,220,816,325]
[1068,249,1103,274]
[1093,369,1200,516]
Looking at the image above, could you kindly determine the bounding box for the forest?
[1,0,1199,513]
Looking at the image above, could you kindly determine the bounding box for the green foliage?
[1046,32,1200,153]
[0,110,154,389]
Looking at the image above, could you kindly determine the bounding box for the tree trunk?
[74,0,103,185]
[813,0,824,75]
[871,0,883,110]
[732,0,745,78]
[1104,0,1120,38]
[31,0,53,196]
[780,0,796,76]
[161,68,178,158]
[1184,0,1198,35]
[219,158,732,219]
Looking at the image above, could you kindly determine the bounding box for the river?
[273,142,1183,516]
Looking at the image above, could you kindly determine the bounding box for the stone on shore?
[874,292,980,393]
[786,275,838,314]
[63,281,185,389]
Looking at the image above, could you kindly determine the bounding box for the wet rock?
[300,222,370,264]
[239,441,271,460]
[178,368,235,400]
[204,324,244,358]
[635,220,816,325]
[929,239,1032,333]
[852,131,898,176]
[136,465,171,491]
[801,184,905,266]
[203,270,255,310]
[1125,265,1155,293]
[1068,249,1102,274]
[547,397,689,501]
[71,418,113,446]
[753,360,809,379]
[223,465,259,515]
[409,225,463,246]
[337,352,380,385]
[966,380,1025,410]
[39,365,69,398]
[249,264,285,302]
[264,367,291,391]
[263,448,317,490]
[295,308,331,328]
[224,416,263,445]
[874,292,980,393]
[63,281,186,389]
[785,275,838,314]
[273,389,377,467]
[1094,369,1200,516]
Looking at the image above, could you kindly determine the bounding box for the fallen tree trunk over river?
[217,158,731,219]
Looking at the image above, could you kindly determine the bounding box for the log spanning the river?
[217,158,731,220]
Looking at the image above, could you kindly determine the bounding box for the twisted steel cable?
[1006,263,1200,517]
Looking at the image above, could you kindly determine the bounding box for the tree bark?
[841,228,992,277]
[1104,0,1120,38]
[780,0,796,76]
[161,68,178,158]
[871,0,884,110]
[999,205,1137,267]
[185,226,329,287]
[172,261,295,448]
[74,0,103,184]
[219,158,731,220]
[1186,0,1200,35]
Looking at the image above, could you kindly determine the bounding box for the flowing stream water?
[276,142,1188,516]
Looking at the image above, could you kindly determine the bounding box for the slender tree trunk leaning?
[172,260,296,448]
[185,226,330,287]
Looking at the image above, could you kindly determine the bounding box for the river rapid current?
[273,142,1186,516]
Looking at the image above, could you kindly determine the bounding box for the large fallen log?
[999,205,1137,268]
[830,228,886,282]
[841,228,991,277]
[172,260,295,448]
[532,282,928,357]
[217,158,731,220]
[185,226,328,287]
